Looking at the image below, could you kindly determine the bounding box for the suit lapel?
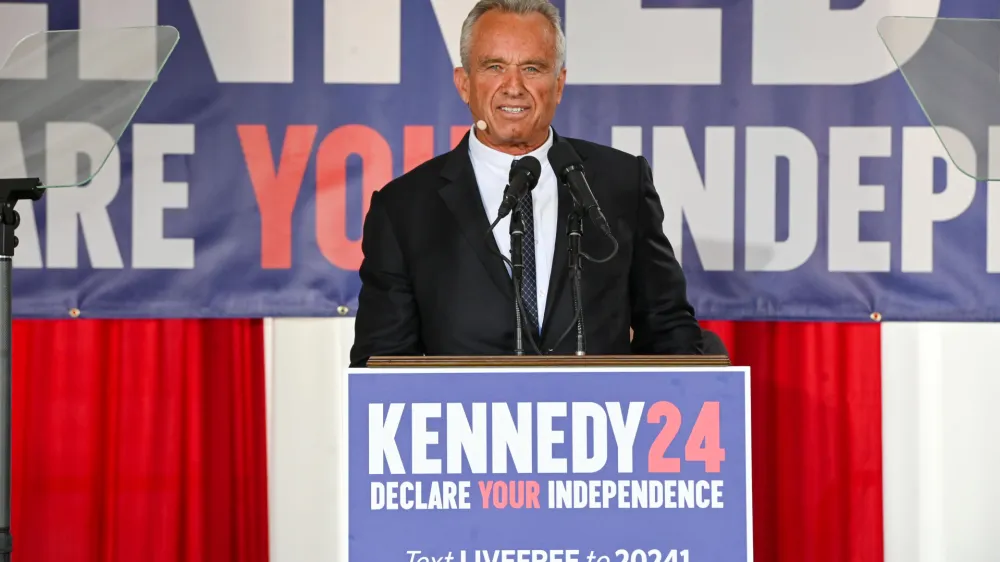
[437,133,514,300]
[540,179,572,332]
[436,130,596,348]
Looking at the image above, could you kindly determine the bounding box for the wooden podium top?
[365,354,730,368]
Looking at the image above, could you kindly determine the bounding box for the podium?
[366,353,732,367]
[343,354,752,561]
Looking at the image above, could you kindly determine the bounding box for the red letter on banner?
[451,125,469,149]
[403,126,434,172]
[646,400,682,473]
[685,401,725,472]
[239,124,318,269]
[316,125,392,271]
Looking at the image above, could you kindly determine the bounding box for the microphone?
[544,140,621,356]
[496,156,541,221]
[547,141,611,236]
[477,155,544,356]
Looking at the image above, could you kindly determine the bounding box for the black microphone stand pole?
[567,208,586,355]
[0,177,44,562]
[509,209,526,355]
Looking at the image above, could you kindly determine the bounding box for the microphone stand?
[509,209,526,355]
[567,208,586,355]
[0,178,43,562]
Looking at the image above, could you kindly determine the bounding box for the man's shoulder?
[377,150,452,203]
[559,136,644,192]
[561,135,641,168]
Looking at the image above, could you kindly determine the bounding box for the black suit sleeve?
[629,155,704,355]
[349,190,424,367]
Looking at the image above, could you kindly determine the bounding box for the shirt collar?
[468,126,554,173]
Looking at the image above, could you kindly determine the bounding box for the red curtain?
[10,319,268,562]
[701,320,884,562]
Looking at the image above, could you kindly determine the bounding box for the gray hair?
[459,0,566,71]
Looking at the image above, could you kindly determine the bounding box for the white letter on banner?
[988,127,1000,273]
[828,127,892,272]
[752,0,941,85]
[132,124,195,269]
[190,0,293,83]
[652,126,735,269]
[79,0,158,80]
[429,0,476,71]
[369,403,405,475]
[411,403,442,474]
[744,127,818,271]
[564,0,721,84]
[370,483,385,510]
[607,402,643,473]
[325,0,401,83]
[611,126,643,158]
[491,403,532,474]
[0,124,42,268]
[901,126,976,273]
[45,123,124,269]
[536,402,567,474]
[0,2,47,79]
[572,402,607,473]
[446,403,487,474]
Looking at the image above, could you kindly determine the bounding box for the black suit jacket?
[349,130,703,367]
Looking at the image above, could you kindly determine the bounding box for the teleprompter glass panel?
[0,26,179,188]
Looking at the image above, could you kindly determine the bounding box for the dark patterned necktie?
[512,159,539,330]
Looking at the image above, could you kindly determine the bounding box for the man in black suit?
[349,0,704,367]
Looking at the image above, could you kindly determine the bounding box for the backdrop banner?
[347,366,752,562]
[1,1,998,321]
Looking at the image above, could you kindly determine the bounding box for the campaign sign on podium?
[343,365,753,562]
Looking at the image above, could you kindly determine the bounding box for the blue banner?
[346,366,752,561]
[3,1,1000,321]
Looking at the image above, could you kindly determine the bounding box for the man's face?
[454,10,566,155]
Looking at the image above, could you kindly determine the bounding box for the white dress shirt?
[468,126,557,327]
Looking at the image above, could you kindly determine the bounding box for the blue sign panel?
[346,366,752,562]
